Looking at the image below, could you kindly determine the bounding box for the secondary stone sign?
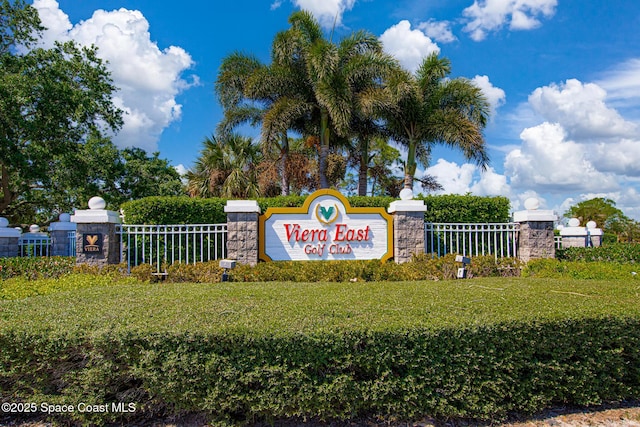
[259,189,393,262]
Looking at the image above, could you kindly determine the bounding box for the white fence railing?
[117,224,227,274]
[424,222,520,259]
[18,236,51,257]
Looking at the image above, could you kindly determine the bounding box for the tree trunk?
[279,134,290,196]
[0,164,15,215]
[403,140,417,189]
[357,138,368,196]
[318,109,330,189]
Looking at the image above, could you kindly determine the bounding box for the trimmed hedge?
[120,194,511,224]
[523,258,640,280]
[556,243,640,263]
[0,279,639,425]
[0,256,75,280]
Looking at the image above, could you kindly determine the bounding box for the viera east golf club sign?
[259,189,393,262]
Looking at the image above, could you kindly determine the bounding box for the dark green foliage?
[0,278,638,425]
[121,196,228,224]
[556,243,640,263]
[418,194,511,223]
[121,194,510,224]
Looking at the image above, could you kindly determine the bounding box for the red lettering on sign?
[284,224,329,242]
[333,224,371,242]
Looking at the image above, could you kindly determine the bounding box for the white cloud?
[32,0,195,152]
[424,160,512,198]
[529,79,637,140]
[292,0,356,27]
[597,58,640,109]
[462,0,557,41]
[471,75,506,116]
[504,122,618,193]
[417,20,457,44]
[380,20,440,73]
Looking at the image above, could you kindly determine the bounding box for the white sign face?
[259,189,393,262]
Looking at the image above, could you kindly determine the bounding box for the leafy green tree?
[186,134,261,198]
[385,53,490,189]
[0,0,123,222]
[563,197,640,242]
[21,134,184,224]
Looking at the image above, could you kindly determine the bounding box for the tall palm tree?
[276,11,398,189]
[186,134,261,199]
[385,53,491,190]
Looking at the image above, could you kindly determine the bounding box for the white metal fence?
[424,222,520,259]
[18,236,51,257]
[117,224,228,274]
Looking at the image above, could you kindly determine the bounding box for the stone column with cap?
[0,218,21,258]
[388,189,427,264]
[224,200,261,266]
[559,218,603,248]
[49,213,77,256]
[71,196,121,267]
[513,197,558,262]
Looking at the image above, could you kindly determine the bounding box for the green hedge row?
[128,255,521,283]
[556,243,640,263]
[0,256,75,280]
[1,317,638,425]
[120,194,511,224]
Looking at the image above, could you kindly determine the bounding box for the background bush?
[121,194,511,224]
[0,256,74,280]
[556,243,640,263]
[523,258,640,280]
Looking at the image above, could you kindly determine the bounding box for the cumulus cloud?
[504,122,618,193]
[529,79,637,140]
[32,0,195,151]
[380,20,440,73]
[424,160,511,197]
[292,0,356,27]
[471,75,506,115]
[417,20,457,44]
[462,0,557,41]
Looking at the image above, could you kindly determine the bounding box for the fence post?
[388,193,427,264]
[224,200,260,266]
[49,213,76,256]
[71,197,121,267]
[559,219,603,248]
[0,217,20,258]
[513,198,557,262]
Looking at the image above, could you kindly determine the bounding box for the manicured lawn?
[1,276,639,336]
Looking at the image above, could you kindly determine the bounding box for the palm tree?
[276,11,398,189]
[385,53,491,190]
[186,134,261,198]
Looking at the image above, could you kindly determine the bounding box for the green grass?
[1,276,639,337]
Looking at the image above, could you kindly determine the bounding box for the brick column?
[224,200,260,266]
[388,198,427,264]
[49,213,76,256]
[71,197,121,267]
[513,198,557,262]
[0,217,21,258]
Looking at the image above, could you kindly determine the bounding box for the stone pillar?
[0,218,21,258]
[559,219,603,248]
[71,197,121,267]
[49,213,77,256]
[224,200,260,266]
[513,198,557,262]
[388,192,427,264]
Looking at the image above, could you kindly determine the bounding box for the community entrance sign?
[259,189,393,262]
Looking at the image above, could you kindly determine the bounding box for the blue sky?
[30,0,640,220]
